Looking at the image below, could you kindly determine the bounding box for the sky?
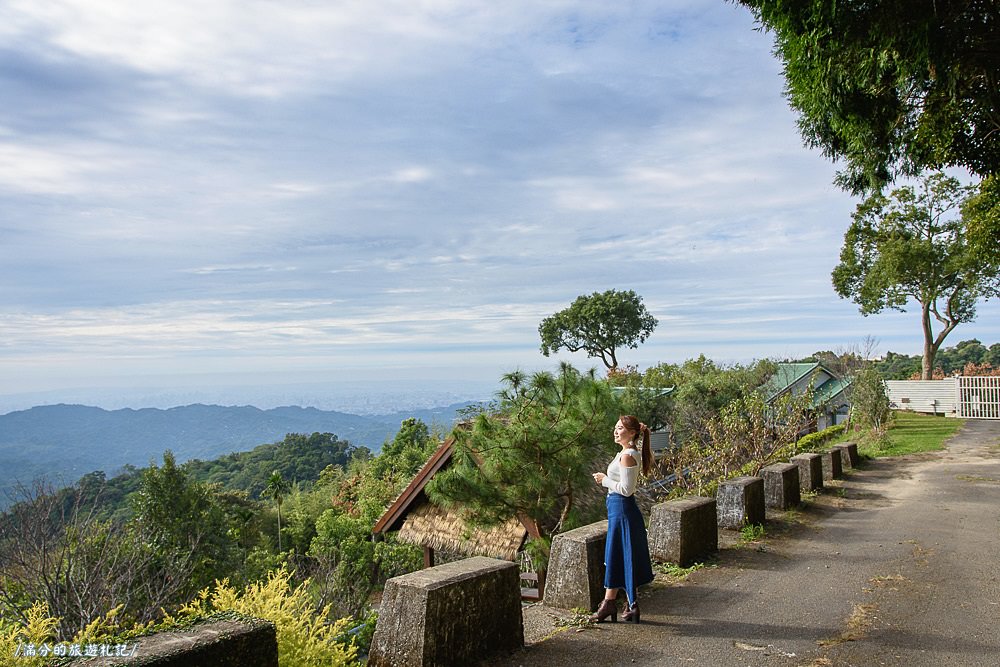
[1,0,997,412]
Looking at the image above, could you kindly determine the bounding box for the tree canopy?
[832,172,1000,378]
[427,364,618,563]
[538,289,657,370]
[735,0,1000,194]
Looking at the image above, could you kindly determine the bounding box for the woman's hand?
[592,472,605,485]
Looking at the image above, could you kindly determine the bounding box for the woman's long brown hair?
[620,414,653,476]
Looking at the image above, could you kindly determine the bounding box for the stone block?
[543,520,608,611]
[716,476,765,529]
[77,619,278,667]
[790,453,823,492]
[760,462,801,510]
[821,449,843,481]
[832,442,860,468]
[648,496,718,566]
[543,520,607,611]
[369,556,523,667]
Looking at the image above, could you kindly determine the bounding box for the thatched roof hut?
[396,502,526,561]
[372,438,531,570]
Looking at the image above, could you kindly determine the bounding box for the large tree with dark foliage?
[734,0,1000,194]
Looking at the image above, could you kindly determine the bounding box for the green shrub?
[794,424,846,452]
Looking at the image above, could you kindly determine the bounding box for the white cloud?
[0,141,128,194]
[1,0,997,405]
[389,167,434,183]
[3,0,652,96]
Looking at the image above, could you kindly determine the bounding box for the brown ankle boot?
[622,602,640,624]
[589,598,618,623]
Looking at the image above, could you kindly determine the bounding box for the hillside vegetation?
[0,354,981,666]
[0,402,471,507]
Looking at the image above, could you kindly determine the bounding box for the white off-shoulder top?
[602,446,641,497]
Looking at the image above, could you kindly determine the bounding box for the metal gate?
[957,376,1000,419]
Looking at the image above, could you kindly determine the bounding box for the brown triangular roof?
[371,436,531,561]
[372,437,455,535]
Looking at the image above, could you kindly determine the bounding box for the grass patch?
[858,411,965,458]
[956,474,1000,484]
[551,609,595,631]
[818,603,876,646]
[740,523,766,543]
[653,561,713,581]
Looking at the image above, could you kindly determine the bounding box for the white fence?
[957,376,1000,419]
[887,377,1000,419]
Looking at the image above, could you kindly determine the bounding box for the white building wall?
[886,379,958,416]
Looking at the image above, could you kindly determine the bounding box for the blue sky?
[1,0,997,410]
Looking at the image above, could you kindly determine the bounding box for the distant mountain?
[0,402,473,506]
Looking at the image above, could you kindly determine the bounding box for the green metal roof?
[763,362,853,409]
[762,363,821,401]
[811,376,852,408]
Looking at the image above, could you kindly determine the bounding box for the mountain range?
[0,402,472,506]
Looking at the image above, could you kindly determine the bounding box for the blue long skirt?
[604,492,654,605]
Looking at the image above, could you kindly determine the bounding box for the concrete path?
[484,419,1000,667]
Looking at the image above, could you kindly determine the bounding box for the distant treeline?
[792,339,1000,380]
[0,402,472,510]
[72,431,369,523]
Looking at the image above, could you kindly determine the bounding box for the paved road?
[485,419,1000,667]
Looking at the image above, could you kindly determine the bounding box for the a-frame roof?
[372,437,455,535]
[371,436,530,561]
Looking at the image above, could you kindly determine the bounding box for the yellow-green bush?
[3,568,356,667]
[175,567,357,667]
[0,603,139,666]
[0,602,59,666]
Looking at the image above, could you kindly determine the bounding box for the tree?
[305,421,428,618]
[0,480,194,638]
[262,471,291,552]
[735,1,1000,194]
[639,356,777,449]
[850,367,892,433]
[427,364,618,564]
[131,452,240,597]
[539,289,657,370]
[365,418,437,483]
[833,173,1000,379]
[963,175,1000,266]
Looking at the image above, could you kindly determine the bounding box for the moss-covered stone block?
[76,618,277,667]
[369,556,523,667]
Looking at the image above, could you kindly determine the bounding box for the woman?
[590,415,655,623]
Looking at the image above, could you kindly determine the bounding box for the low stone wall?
[716,476,765,529]
[761,463,800,510]
[543,520,607,611]
[790,453,823,492]
[369,556,523,667]
[75,619,278,667]
[648,496,718,566]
